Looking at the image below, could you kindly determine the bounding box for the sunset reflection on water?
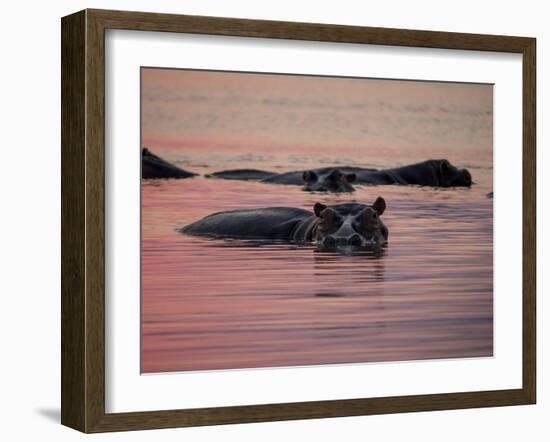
[141,69,493,373]
[141,175,492,373]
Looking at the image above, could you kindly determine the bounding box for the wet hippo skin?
[353,159,472,187]
[142,148,198,179]
[180,197,388,248]
[207,159,472,191]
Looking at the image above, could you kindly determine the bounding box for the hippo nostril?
[348,234,362,246]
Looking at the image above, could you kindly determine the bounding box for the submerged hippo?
[206,166,363,191]
[351,159,472,187]
[180,197,388,248]
[142,148,198,179]
[207,159,472,191]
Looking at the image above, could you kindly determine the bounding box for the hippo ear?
[372,197,386,215]
[314,202,327,217]
[440,160,450,177]
[345,173,357,183]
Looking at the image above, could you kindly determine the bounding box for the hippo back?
[142,148,197,179]
[354,159,471,187]
[261,171,305,185]
[180,207,312,240]
[206,169,277,181]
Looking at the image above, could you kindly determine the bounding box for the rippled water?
[141,69,493,374]
[141,165,493,373]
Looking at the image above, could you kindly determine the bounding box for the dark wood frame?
[61,8,536,433]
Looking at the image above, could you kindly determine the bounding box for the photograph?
[140,67,493,374]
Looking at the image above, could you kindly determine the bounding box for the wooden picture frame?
[61,8,536,433]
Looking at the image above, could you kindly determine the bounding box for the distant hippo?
[180,197,388,248]
[206,166,363,191]
[351,159,472,187]
[265,168,358,192]
[142,148,198,179]
[207,159,472,191]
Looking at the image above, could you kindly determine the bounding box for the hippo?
[207,159,472,191]
[350,159,473,187]
[265,168,358,192]
[206,166,363,191]
[180,197,388,248]
[142,148,198,179]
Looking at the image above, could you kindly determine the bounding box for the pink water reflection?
[141,69,493,373]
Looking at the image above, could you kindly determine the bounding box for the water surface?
[142,167,492,373]
[141,70,493,374]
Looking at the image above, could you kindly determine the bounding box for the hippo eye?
[303,171,317,182]
[329,169,342,180]
[318,208,337,225]
[319,217,333,229]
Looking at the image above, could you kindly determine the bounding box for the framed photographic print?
[61,9,536,433]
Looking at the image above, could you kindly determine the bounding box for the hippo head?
[302,169,357,192]
[437,160,472,187]
[312,198,388,248]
